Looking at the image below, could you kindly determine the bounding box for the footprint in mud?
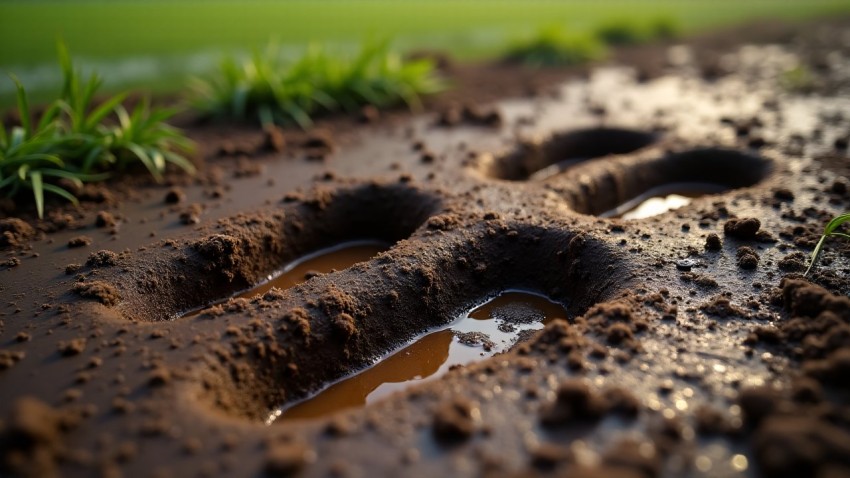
[271,291,567,423]
[480,127,658,181]
[600,182,729,219]
[181,240,389,317]
[562,147,773,218]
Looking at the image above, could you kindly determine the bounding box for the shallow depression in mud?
[270,291,568,423]
[180,240,389,317]
[600,182,730,219]
[569,148,774,217]
[481,127,658,181]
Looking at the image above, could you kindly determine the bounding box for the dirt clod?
[0,218,36,250]
[724,218,761,240]
[540,379,605,426]
[165,188,185,204]
[72,281,121,307]
[433,397,480,442]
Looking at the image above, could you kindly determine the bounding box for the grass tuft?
[504,25,606,67]
[595,19,647,46]
[1,42,194,218]
[192,41,444,128]
[806,212,850,275]
[595,16,682,46]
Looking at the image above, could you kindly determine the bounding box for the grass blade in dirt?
[192,40,444,127]
[1,41,195,218]
[806,212,850,275]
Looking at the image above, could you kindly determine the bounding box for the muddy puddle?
[180,241,389,317]
[271,291,567,423]
[600,182,729,219]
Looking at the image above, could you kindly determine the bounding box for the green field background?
[1,0,849,105]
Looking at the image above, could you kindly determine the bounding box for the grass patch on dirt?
[1,0,848,105]
[1,43,193,218]
[504,26,606,67]
[192,41,443,127]
[594,16,681,45]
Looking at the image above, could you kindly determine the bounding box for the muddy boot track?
[2,37,850,478]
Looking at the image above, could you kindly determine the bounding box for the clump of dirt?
[72,281,121,306]
[539,379,606,426]
[724,217,761,239]
[0,397,74,478]
[432,397,481,442]
[0,218,36,250]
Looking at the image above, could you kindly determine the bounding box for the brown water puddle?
[601,182,729,220]
[272,291,567,423]
[236,241,389,299]
[180,241,388,317]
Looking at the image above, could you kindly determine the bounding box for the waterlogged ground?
[1,19,850,478]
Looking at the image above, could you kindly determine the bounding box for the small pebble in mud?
[67,236,92,248]
[676,258,699,271]
[724,218,761,240]
[432,397,480,442]
[164,188,185,204]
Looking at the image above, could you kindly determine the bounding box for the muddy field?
[2,18,850,478]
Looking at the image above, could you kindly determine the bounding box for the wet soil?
[2,16,850,478]
[276,291,567,422]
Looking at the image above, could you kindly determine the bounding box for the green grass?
[1,43,194,218]
[594,16,681,45]
[1,0,848,105]
[505,26,606,67]
[806,213,850,275]
[193,41,443,127]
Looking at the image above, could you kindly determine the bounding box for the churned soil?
[2,17,850,478]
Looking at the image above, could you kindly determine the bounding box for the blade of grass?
[806,213,850,275]
[30,170,44,219]
[10,75,32,137]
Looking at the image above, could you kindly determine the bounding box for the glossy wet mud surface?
[237,241,389,299]
[275,292,567,422]
[602,182,730,219]
[3,19,850,478]
[181,241,389,317]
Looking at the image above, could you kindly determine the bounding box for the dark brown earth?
[2,17,850,478]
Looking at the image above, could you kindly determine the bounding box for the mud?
[602,182,730,220]
[1,17,850,478]
[275,291,566,422]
